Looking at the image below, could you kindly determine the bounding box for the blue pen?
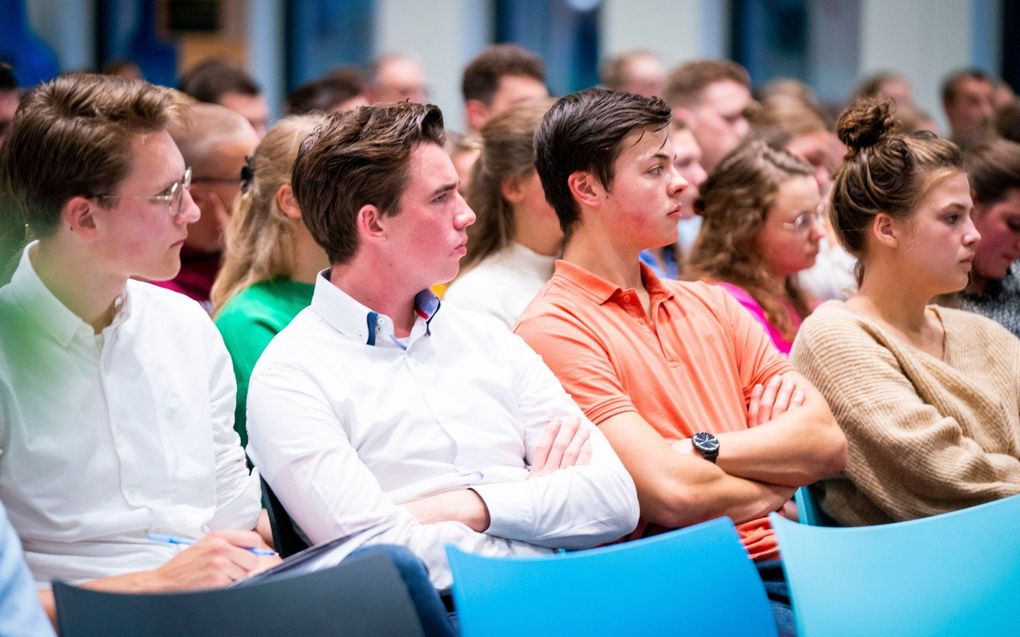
[148,533,277,556]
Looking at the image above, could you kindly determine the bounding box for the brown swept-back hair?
[829,98,963,283]
[291,102,446,264]
[686,140,815,340]
[535,88,672,244]
[211,114,324,314]
[462,99,551,271]
[1,73,183,241]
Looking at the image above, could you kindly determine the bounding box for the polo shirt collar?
[552,259,675,305]
[7,242,132,347]
[310,269,441,347]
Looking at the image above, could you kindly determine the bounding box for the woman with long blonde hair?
[212,114,327,444]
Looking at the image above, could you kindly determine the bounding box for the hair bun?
[837,98,897,152]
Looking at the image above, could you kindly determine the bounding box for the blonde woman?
[212,115,327,444]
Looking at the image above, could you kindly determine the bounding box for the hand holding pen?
[141,530,281,590]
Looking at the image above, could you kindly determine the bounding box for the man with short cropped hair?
[246,101,639,589]
[516,88,846,636]
[942,68,996,150]
[158,103,258,309]
[664,58,753,172]
[0,63,19,147]
[179,58,271,138]
[462,44,548,135]
[0,73,272,622]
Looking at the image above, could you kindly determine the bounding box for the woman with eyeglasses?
[686,139,823,355]
[210,114,327,446]
[791,99,1020,525]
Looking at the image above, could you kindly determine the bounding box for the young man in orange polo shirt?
[515,88,846,635]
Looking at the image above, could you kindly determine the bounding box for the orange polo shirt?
[515,260,791,560]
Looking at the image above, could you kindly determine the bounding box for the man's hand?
[746,374,805,427]
[141,530,280,591]
[528,416,592,478]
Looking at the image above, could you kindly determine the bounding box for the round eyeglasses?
[782,205,826,234]
[93,167,192,216]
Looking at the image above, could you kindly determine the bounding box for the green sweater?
[792,301,1020,525]
[215,279,314,446]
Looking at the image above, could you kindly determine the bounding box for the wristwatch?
[692,432,720,463]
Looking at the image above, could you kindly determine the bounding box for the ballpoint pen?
[148,533,277,556]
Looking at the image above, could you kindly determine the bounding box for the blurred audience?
[179,58,270,138]
[462,44,548,135]
[665,59,753,172]
[444,100,558,327]
[286,67,367,115]
[941,68,995,150]
[600,49,666,98]
[367,52,428,105]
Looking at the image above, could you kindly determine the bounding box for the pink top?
[713,281,801,355]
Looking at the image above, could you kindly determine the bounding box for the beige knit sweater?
[791,301,1020,525]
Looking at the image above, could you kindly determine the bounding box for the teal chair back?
[54,550,426,637]
[771,494,1020,637]
[794,485,839,527]
[446,517,777,637]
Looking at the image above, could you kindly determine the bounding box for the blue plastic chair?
[793,484,839,527]
[446,517,778,637]
[771,494,1020,637]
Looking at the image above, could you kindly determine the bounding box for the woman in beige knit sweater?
[791,98,1020,526]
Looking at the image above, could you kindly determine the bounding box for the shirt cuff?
[470,481,536,542]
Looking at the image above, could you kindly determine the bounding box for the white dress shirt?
[444,242,556,328]
[0,244,261,585]
[247,272,639,589]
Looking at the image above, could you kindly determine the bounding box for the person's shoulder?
[940,305,1020,348]
[128,280,210,322]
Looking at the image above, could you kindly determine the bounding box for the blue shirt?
[0,500,55,636]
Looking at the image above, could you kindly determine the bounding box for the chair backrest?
[261,476,311,557]
[446,517,777,637]
[771,494,1020,637]
[794,484,839,527]
[54,550,426,637]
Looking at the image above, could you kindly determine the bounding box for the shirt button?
[622,293,632,302]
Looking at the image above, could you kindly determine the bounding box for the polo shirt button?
[622,293,632,302]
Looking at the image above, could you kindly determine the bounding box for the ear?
[500,174,526,205]
[465,99,490,132]
[276,184,302,220]
[356,203,388,244]
[871,212,899,248]
[63,196,100,239]
[567,170,606,210]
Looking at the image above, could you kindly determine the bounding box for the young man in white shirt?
[0,73,273,620]
[246,102,639,589]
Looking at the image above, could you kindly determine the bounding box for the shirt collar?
[310,269,441,348]
[552,259,675,305]
[7,242,132,346]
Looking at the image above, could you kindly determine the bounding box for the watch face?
[693,432,720,452]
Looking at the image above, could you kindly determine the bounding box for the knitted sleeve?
[791,306,1020,522]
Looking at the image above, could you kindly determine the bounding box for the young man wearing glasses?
[0,74,273,621]
[514,89,847,636]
